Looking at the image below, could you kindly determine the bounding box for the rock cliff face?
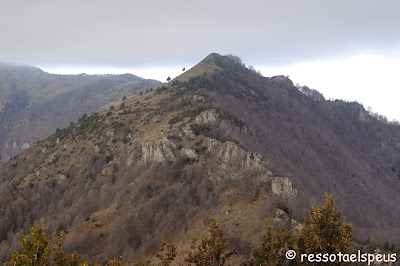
[179,94,205,102]
[137,122,298,197]
[195,109,219,124]
[180,148,198,160]
[201,137,296,194]
[271,176,298,197]
[137,132,296,198]
[141,137,177,164]
[178,126,195,140]
[202,138,264,171]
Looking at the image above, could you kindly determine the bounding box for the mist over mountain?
[0,64,161,161]
[0,54,399,263]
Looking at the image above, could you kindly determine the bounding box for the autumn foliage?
[155,239,177,266]
[4,219,86,266]
[297,192,353,263]
[243,224,296,266]
[243,193,353,266]
[3,193,353,266]
[185,220,236,265]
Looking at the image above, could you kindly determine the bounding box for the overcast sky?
[1,0,399,120]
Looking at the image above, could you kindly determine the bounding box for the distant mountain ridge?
[0,64,161,161]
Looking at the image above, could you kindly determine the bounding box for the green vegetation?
[167,106,211,125]
[168,116,183,125]
[105,155,112,164]
[155,85,168,94]
[54,122,76,139]
[122,127,132,143]
[190,123,227,143]
[76,113,100,135]
[170,66,263,102]
[382,241,400,253]
[56,222,67,236]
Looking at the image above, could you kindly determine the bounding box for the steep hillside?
[0,64,161,161]
[0,86,296,264]
[0,54,399,263]
[174,54,400,241]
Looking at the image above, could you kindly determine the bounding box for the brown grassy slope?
[171,53,223,83]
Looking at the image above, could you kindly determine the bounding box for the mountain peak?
[172,53,222,83]
[172,53,247,83]
[202,52,223,62]
[0,63,44,75]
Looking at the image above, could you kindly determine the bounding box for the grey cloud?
[1,0,399,68]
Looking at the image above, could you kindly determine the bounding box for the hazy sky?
[1,0,399,120]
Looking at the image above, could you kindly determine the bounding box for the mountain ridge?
[0,64,161,161]
[0,53,399,263]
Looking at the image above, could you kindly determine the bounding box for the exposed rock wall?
[195,109,219,124]
[202,138,264,171]
[178,126,195,140]
[141,137,176,164]
[180,148,198,160]
[272,176,298,197]
[138,135,297,199]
